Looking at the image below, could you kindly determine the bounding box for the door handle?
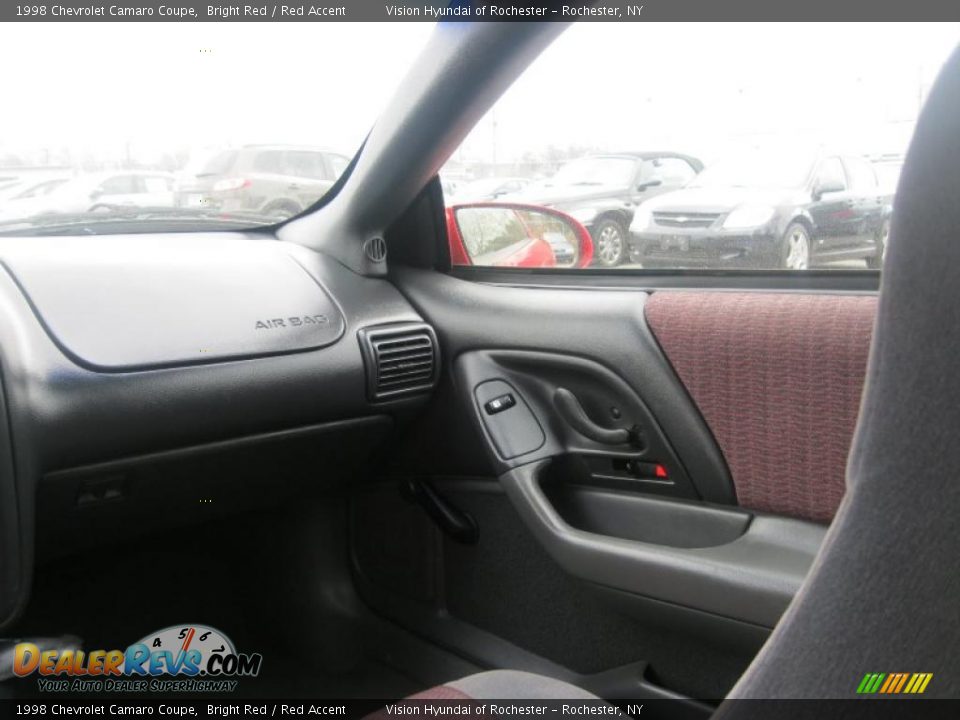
[554,387,641,446]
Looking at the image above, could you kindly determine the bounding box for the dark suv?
[176,145,350,220]
[627,149,891,269]
[515,152,703,266]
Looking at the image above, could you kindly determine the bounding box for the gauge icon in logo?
[132,624,237,676]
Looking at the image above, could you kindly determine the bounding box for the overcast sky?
[0,22,957,167]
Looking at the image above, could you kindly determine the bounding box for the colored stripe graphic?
[857,672,933,694]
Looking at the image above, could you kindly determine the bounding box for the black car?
[627,150,891,269]
[514,152,703,266]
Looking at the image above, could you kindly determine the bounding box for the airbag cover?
[1,237,345,371]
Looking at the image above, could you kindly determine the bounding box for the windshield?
[550,158,636,186]
[197,151,239,177]
[690,152,816,190]
[0,23,434,232]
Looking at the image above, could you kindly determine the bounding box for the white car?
[0,171,175,223]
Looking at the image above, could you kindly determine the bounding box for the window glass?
[13,179,68,200]
[285,151,329,180]
[644,158,696,185]
[97,175,139,195]
[200,151,237,176]
[445,23,959,271]
[550,157,637,186]
[816,157,847,191]
[144,177,173,193]
[328,154,349,178]
[873,160,903,195]
[844,157,878,192]
[0,24,433,230]
[252,151,286,174]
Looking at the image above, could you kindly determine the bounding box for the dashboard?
[0,233,435,628]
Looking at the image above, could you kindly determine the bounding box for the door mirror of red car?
[447,202,594,269]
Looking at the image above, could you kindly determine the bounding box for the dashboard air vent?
[358,323,439,400]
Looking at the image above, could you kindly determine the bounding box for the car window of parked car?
[844,157,879,192]
[644,158,697,186]
[13,179,67,200]
[444,23,959,273]
[816,157,848,192]
[286,151,330,181]
[144,177,173,194]
[252,151,286,175]
[97,175,139,195]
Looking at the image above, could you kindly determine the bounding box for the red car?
[446,201,594,268]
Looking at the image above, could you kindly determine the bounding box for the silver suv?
[176,145,349,220]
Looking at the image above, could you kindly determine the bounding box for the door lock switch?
[484,393,516,415]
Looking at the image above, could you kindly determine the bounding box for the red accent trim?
[180,627,195,653]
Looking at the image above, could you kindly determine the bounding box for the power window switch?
[484,393,516,415]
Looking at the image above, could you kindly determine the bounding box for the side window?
[843,157,878,192]
[14,179,66,200]
[328,154,349,178]
[646,158,697,186]
[144,176,173,193]
[252,151,285,174]
[815,157,847,192]
[97,175,139,195]
[442,23,957,273]
[285,151,328,180]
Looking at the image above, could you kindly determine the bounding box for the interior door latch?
[553,387,643,448]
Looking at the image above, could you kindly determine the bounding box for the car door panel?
[808,157,858,253]
[350,268,873,700]
[340,268,872,698]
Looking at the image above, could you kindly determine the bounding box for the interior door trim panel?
[391,267,838,630]
[392,266,735,503]
[455,350,712,502]
[645,291,876,524]
[501,460,824,628]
